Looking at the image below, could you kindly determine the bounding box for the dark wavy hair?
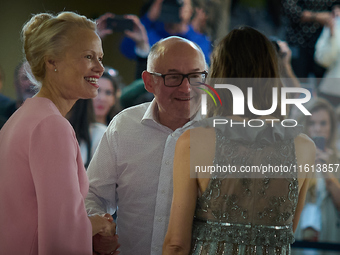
[67,99,95,168]
[207,26,283,120]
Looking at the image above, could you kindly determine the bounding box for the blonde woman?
[0,12,117,254]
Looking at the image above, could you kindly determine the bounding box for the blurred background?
[0,0,145,98]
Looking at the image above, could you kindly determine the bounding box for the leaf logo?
[197,82,222,106]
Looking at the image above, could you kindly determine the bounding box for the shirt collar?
[141,99,202,130]
[141,99,158,122]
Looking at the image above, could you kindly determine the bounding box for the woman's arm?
[30,115,93,254]
[293,133,316,232]
[293,175,310,232]
[163,130,198,255]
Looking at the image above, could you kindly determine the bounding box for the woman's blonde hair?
[300,97,337,151]
[22,11,96,86]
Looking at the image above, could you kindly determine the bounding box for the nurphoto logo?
[199,79,312,128]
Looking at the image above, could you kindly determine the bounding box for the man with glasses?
[86,36,208,255]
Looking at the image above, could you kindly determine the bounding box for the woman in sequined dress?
[163,27,315,255]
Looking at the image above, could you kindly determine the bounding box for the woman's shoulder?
[178,127,216,162]
[180,126,215,144]
[294,133,315,150]
[294,133,316,177]
[33,114,73,139]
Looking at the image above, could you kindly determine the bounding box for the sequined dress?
[190,120,302,255]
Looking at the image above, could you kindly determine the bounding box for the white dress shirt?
[85,99,201,255]
[79,122,107,165]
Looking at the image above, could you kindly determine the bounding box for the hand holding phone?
[106,16,133,32]
[122,15,150,52]
[96,13,115,39]
[312,136,326,151]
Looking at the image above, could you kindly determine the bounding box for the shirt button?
[161,190,165,194]
[158,217,162,222]
[165,161,169,165]
[171,133,175,137]
[155,247,159,251]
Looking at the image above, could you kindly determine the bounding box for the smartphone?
[269,36,287,58]
[106,16,133,32]
[312,136,326,151]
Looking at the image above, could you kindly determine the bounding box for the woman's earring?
[54,68,57,72]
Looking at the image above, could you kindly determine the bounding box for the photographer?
[295,98,340,244]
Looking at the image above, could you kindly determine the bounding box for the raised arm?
[119,15,150,60]
[124,15,150,56]
[277,40,302,98]
[96,13,115,40]
[147,0,164,21]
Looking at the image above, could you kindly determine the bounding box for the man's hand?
[99,213,116,237]
[96,13,115,39]
[88,213,115,236]
[93,234,120,255]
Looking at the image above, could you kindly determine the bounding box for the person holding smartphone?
[295,98,340,244]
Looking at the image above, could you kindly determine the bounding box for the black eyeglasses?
[148,71,208,87]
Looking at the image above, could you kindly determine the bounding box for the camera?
[106,16,133,32]
[312,136,326,151]
[158,0,183,23]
